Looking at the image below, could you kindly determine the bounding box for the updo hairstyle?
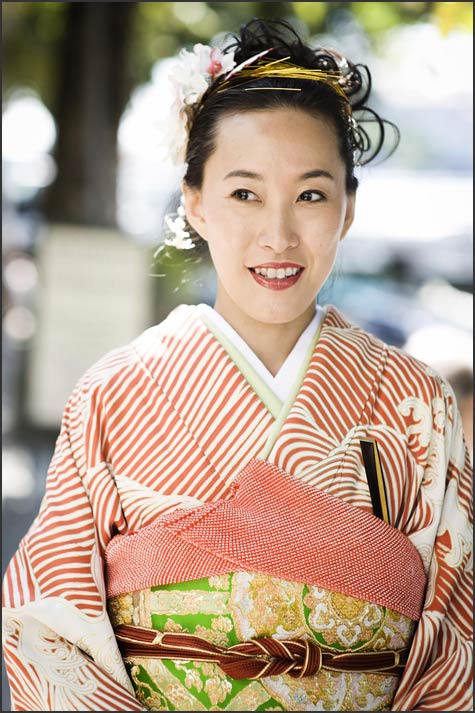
[184,17,399,196]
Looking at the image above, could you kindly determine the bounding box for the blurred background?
[2,2,473,707]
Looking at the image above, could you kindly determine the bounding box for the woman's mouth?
[248,264,304,290]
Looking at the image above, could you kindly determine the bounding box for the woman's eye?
[231,189,258,201]
[298,190,325,202]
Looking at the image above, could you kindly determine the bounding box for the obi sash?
[106,458,426,620]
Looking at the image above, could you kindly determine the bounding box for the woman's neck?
[212,300,316,377]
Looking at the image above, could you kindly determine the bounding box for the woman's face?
[185,108,355,331]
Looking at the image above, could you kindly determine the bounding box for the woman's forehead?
[215,106,335,136]
[208,108,343,174]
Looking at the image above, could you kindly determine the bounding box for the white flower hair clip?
[157,44,236,250]
[159,195,195,252]
[158,43,236,167]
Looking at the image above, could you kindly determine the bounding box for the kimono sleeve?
[392,381,473,711]
[2,383,145,711]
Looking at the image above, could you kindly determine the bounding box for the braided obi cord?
[115,625,408,681]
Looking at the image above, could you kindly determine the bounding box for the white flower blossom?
[157,43,236,168]
[163,197,195,250]
[156,93,189,165]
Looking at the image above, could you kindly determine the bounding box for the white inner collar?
[197,303,324,402]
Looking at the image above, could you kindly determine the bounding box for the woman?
[2,18,472,712]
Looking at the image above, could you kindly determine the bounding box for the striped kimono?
[2,304,472,711]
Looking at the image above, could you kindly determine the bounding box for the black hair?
[184,17,399,197]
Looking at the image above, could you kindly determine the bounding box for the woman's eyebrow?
[300,169,335,181]
[224,170,262,180]
[223,169,335,181]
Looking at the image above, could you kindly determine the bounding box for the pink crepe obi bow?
[106,458,427,621]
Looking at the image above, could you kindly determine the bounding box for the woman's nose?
[256,209,299,253]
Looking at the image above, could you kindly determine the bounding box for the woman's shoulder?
[72,304,198,401]
[324,304,456,407]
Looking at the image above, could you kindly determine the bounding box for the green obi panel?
[108,572,416,711]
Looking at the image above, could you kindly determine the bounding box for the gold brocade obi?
[108,572,416,711]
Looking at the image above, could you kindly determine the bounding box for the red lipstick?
[250,262,303,269]
[248,263,304,291]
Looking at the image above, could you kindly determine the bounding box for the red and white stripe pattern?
[2,304,472,711]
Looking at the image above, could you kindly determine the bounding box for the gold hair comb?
[215,55,351,107]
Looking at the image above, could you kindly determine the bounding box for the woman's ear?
[182,185,207,241]
[339,191,356,242]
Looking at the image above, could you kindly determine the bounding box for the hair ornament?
[159,194,195,252]
[214,54,351,106]
[222,47,274,81]
[157,43,236,166]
